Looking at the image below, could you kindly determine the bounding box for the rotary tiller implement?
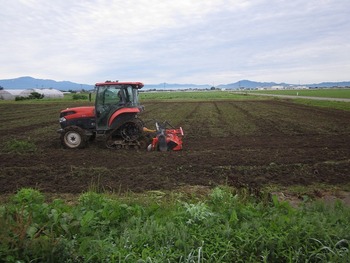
[145,121,184,152]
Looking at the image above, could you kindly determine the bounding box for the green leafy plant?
[11,188,45,205]
[3,138,37,153]
[182,201,214,225]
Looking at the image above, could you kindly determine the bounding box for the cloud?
[1,0,350,84]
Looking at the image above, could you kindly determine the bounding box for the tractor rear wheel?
[61,126,87,149]
[120,119,143,141]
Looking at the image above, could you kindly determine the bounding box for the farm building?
[0,89,25,100]
[0,88,64,100]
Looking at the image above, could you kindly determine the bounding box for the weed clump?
[3,139,37,154]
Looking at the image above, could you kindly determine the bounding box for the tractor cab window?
[125,86,139,106]
[95,84,139,129]
[95,85,138,107]
[105,88,120,104]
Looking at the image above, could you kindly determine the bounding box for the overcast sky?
[1,0,350,85]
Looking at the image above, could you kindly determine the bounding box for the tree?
[29,92,44,99]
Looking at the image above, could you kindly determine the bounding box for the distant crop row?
[140,90,255,101]
[249,88,350,99]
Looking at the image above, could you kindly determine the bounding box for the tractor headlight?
[59,117,66,123]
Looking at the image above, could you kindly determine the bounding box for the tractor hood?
[60,106,95,120]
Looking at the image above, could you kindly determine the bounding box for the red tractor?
[58,81,184,151]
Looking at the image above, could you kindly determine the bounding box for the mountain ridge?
[1,76,349,91]
[0,76,93,90]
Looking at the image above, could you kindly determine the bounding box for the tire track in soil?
[196,102,226,138]
[141,102,162,115]
[142,102,192,128]
[212,101,233,137]
[0,104,69,122]
[261,99,350,122]
[178,102,207,138]
[228,101,283,135]
[265,101,350,129]
[0,107,60,120]
[246,102,310,135]
[258,100,350,134]
[1,121,57,135]
[139,102,164,127]
[222,101,258,136]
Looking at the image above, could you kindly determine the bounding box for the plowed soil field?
[1,99,349,197]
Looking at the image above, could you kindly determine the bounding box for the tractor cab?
[95,81,143,130]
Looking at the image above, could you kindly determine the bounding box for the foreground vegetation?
[1,187,349,262]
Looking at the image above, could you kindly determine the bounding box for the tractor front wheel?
[61,126,87,149]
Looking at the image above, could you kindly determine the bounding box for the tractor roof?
[95,81,144,89]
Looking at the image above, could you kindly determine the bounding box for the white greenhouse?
[0,88,64,100]
[0,89,25,100]
[20,88,64,99]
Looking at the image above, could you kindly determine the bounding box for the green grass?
[0,187,349,262]
[249,88,350,99]
[1,90,348,110]
[293,98,350,111]
[140,90,262,101]
[1,90,257,104]
[2,139,37,154]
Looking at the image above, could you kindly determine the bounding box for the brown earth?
[0,99,349,202]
